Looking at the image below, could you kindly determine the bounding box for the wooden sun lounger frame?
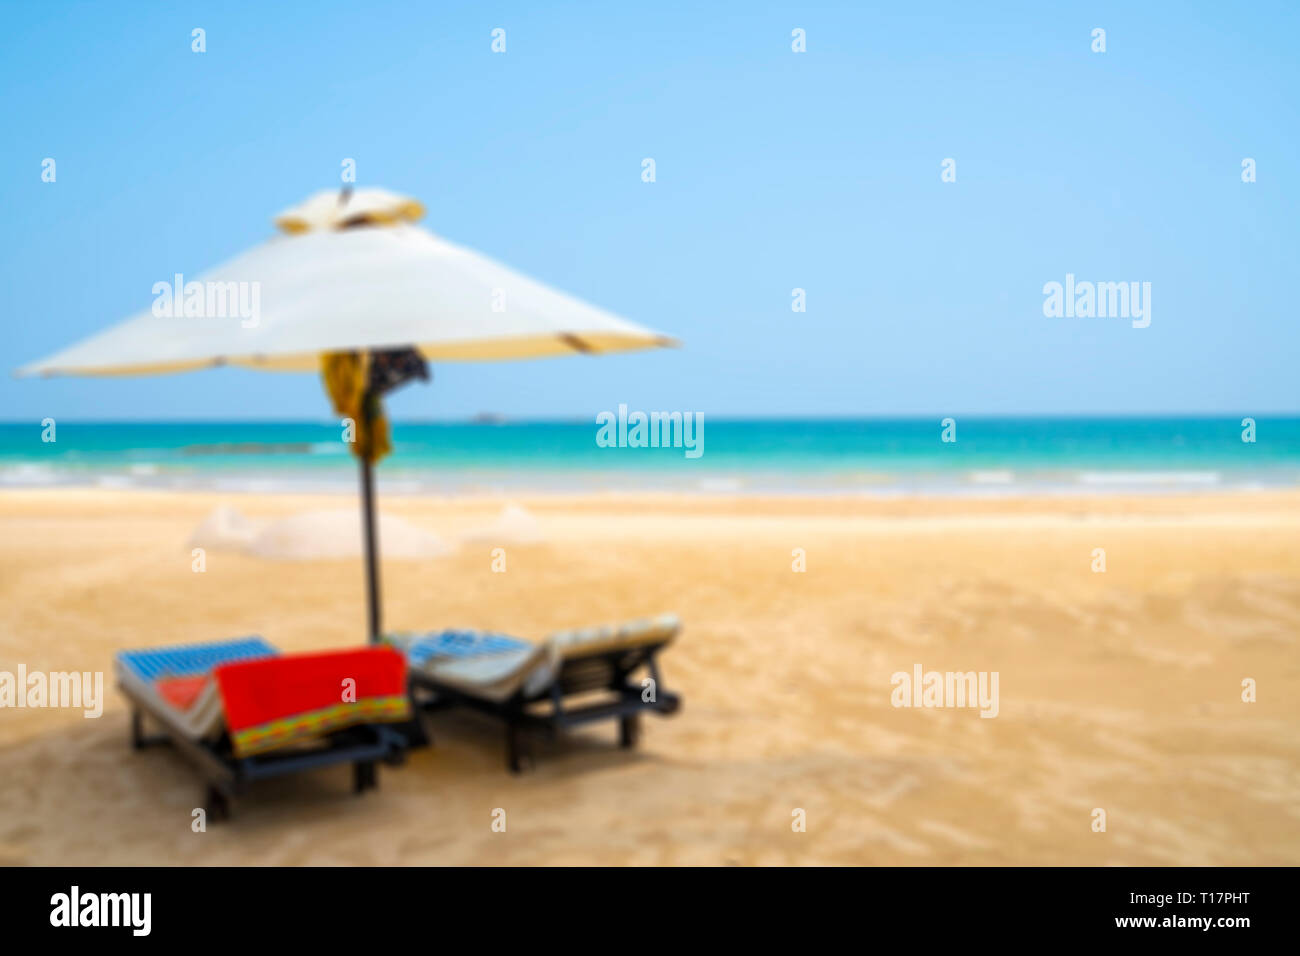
[410,638,681,772]
[119,681,426,820]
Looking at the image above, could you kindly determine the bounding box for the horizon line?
[1,411,1297,426]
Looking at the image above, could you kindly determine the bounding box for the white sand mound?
[188,505,262,551]
[248,510,456,561]
[462,503,545,545]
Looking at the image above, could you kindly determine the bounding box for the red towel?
[155,675,209,712]
[214,647,410,757]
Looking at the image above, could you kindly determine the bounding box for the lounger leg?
[353,760,377,794]
[127,706,171,749]
[205,785,231,822]
[506,723,531,774]
[619,713,641,749]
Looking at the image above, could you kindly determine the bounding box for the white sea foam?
[968,470,1015,484]
[696,477,744,493]
[0,460,1286,498]
[1077,471,1221,486]
[0,464,60,486]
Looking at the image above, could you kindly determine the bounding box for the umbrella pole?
[359,390,382,645]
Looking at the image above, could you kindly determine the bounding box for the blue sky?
[2,1,1296,421]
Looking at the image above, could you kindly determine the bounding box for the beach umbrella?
[18,187,677,642]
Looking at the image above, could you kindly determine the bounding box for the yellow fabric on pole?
[320,352,392,463]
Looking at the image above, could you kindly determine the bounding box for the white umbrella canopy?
[17,188,676,377]
[18,188,677,643]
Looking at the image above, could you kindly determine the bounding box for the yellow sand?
[1,488,1298,865]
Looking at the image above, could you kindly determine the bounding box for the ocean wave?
[968,470,1015,484]
[180,442,319,456]
[696,477,744,493]
[1,461,1293,497]
[1077,471,1222,486]
[0,463,60,486]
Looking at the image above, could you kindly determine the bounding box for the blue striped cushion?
[400,630,530,668]
[117,637,279,682]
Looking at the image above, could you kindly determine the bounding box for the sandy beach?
[1,487,1298,866]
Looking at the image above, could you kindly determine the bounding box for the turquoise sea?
[1,418,1297,496]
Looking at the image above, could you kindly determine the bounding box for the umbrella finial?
[274,187,425,234]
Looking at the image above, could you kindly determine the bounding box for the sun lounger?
[115,637,422,819]
[389,614,682,772]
